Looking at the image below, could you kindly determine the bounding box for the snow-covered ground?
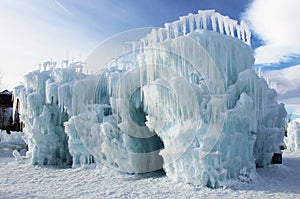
[0,150,299,199]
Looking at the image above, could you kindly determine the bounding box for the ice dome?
[14,10,287,188]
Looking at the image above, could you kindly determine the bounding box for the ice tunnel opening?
[129,88,147,127]
[128,87,166,175]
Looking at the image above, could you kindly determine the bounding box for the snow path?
[0,151,299,198]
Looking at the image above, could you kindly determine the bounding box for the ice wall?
[14,63,86,166]
[64,75,99,168]
[16,10,287,188]
[285,121,300,151]
[132,30,286,187]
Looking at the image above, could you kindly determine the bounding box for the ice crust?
[14,10,287,188]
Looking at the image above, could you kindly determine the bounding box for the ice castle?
[14,10,287,188]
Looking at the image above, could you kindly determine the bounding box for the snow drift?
[14,10,287,188]
[0,130,26,153]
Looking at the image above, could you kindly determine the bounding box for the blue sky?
[0,0,299,118]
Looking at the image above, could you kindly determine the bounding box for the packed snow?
[10,9,288,189]
[0,128,298,198]
[0,150,299,198]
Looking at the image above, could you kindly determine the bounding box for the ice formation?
[14,10,287,188]
[0,130,26,152]
[285,121,300,151]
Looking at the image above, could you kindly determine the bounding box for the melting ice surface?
[14,10,287,188]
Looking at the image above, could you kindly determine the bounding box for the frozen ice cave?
[14,10,287,188]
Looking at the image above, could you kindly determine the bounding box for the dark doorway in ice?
[129,87,147,127]
[129,87,166,176]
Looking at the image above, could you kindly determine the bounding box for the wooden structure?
[0,90,22,133]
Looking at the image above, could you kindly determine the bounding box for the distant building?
[0,90,13,132]
[0,90,22,133]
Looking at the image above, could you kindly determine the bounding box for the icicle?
[157,28,164,42]
[173,21,179,38]
[211,12,217,32]
[244,23,251,46]
[204,14,208,30]
[188,13,194,33]
[240,20,246,42]
[139,40,143,53]
[164,23,170,39]
[236,25,241,39]
[179,16,187,35]
[145,34,150,46]
[229,20,237,38]
[216,13,224,34]
[198,10,208,30]
[150,29,158,44]
[223,16,231,35]
[195,13,201,30]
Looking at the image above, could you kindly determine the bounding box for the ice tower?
[285,121,300,151]
[15,10,287,188]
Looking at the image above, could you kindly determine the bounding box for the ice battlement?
[134,10,251,49]
[39,60,84,73]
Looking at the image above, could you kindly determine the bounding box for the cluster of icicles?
[132,10,251,50]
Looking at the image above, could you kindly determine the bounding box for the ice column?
[285,121,300,151]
